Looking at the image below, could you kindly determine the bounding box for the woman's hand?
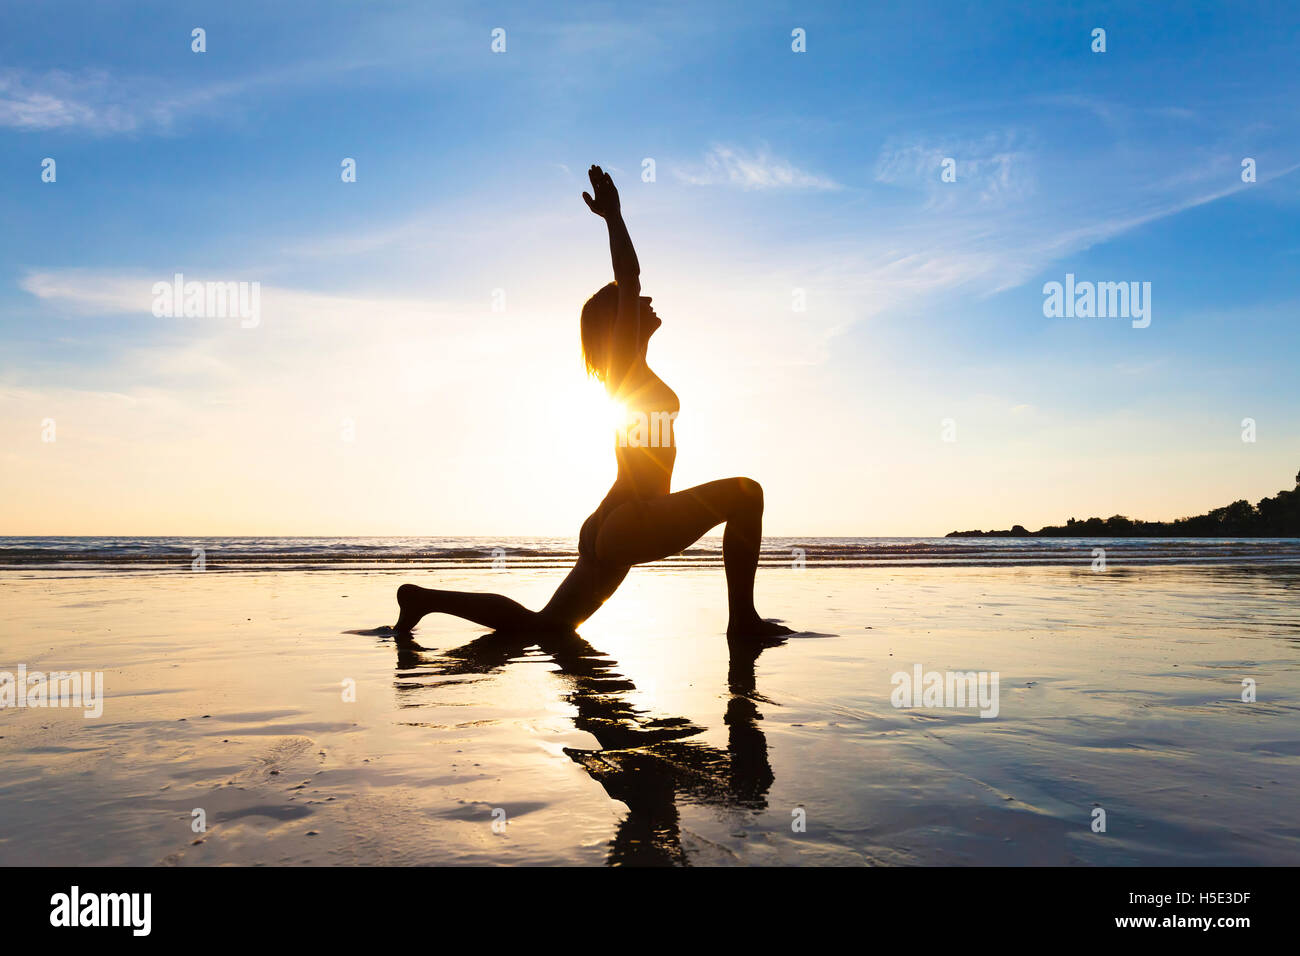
[582,164,621,219]
[585,163,640,291]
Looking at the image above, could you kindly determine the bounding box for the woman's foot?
[726,614,795,639]
[394,583,429,632]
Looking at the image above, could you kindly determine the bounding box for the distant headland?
[948,469,1300,538]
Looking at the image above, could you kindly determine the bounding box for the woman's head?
[580,282,660,383]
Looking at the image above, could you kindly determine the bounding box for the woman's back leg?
[394,584,538,633]
[394,556,629,634]
[537,556,630,631]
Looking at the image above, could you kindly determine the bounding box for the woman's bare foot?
[394,583,428,632]
[726,614,795,639]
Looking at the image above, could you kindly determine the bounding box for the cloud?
[0,69,149,132]
[674,145,840,190]
[0,61,376,134]
[0,67,270,134]
[20,270,155,311]
[874,133,1035,208]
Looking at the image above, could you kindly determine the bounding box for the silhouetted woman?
[395,166,792,639]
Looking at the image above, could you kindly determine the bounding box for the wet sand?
[1,563,1298,865]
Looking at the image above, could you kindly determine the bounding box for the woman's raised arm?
[583,165,641,387]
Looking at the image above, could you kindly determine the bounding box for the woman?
[394,165,792,639]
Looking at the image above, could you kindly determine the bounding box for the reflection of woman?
[395,165,790,638]
[391,628,779,866]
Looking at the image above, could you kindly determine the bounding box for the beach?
[1,539,1298,866]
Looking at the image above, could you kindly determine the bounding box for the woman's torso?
[580,366,679,555]
[611,366,679,500]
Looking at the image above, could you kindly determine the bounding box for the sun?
[544,377,623,484]
[605,396,630,433]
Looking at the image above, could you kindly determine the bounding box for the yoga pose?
[394,165,792,639]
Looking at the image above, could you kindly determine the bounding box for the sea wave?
[1,535,1298,571]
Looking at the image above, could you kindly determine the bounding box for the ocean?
[2,535,1298,571]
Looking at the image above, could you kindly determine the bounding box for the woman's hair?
[580,280,620,382]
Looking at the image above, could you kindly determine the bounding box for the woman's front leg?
[594,478,793,638]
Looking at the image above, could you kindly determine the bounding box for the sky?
[1,0,1298,536]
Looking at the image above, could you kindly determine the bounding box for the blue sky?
[2,1,1298,535]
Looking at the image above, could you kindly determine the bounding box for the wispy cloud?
[0,61,378,134]
[20,270,155,311]
[674,145,840,190]
[0,69,150,132]
[874,133,1036,207]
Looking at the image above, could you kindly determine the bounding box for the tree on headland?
[948,467,1300,537]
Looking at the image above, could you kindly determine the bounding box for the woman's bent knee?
[734,477,763,508]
